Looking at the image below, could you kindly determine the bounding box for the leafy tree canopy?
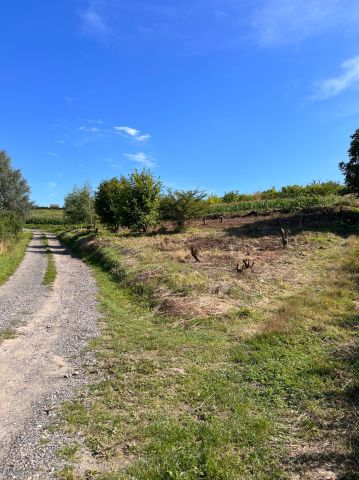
[95,170,162,232]
[0,151,32,216]
[64,183,96,225]
[339,128,359,196]
[95,177,129,231]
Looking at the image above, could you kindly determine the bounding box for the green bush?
[95,170,162,233]
[160,189,206,230]
[0,213,23,243]
[95,177,132,232]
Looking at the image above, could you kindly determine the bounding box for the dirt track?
[0,231,99,479]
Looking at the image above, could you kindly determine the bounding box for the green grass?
[56,228,359,479]
[0,231,32,285]
[58,444,80,462]
[42,235,57,286]
[0,328,17,344]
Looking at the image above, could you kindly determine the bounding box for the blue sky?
[1,0,359,205]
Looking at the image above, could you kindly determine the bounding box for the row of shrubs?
[59,171,346,234]
[63,173,202,232]
[209,181,345,204]
[206,194,342,215]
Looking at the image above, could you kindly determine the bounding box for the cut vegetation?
[52,208,359,479]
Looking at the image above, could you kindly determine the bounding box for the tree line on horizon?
[62,127,359,233]
[0,128,359,241]
[62,175,349,234]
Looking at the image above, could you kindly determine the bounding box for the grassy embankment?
[50,210,359,480]
[0,230,32,342]
[42,235,57,286]
[0,231,32,285]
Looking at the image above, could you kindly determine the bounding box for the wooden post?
[280,228,289,249]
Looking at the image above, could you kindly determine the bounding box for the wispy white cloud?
[79,4,111,38]
[115,126,139,137]
[252,0,359,46]
[47,152,59,158]
[47,181,57,188]
[137,133,151,142]
[114,126,151,142]
[123,152,156,168]
[311,55,359,100]
[79,125,101,133]
[77,0,359,53]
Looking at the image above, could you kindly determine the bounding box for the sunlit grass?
[56,225,359,479]
[0,231,32,285]
[42,235,57,287]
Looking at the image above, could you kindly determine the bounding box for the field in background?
[26,208,65,225]
[52,207,359,479]
[205,194,347,216]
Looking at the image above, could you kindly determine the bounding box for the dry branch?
[235,258,254,274]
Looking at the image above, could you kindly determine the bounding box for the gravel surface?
[0,231,48,332]
[0,232,100,479]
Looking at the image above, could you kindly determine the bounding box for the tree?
[95,177,129,231]
[123,169,162,232]
[64,183,96,225]
[0,151,32,216]
[159,189,206,230]
[222,190,241,203]
[339,128,359,196]
[95,170,162,233]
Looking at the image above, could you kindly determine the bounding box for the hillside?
[51,207,359,479]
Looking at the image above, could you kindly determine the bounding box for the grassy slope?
[55,221,359,480]
[0,231,32,285]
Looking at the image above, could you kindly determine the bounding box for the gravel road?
[0,231,100,479]
[0,231,48,332]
